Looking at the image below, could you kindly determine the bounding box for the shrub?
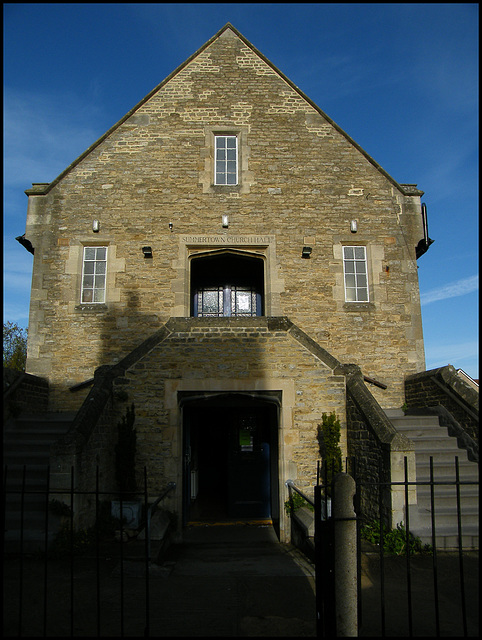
[49,524,96,557]
[361,520,432,555]
[317,411,342,491]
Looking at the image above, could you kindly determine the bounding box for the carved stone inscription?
[181,235,272,245]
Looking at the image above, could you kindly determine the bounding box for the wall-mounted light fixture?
[302,246,312,259]
[169,222,173,232]
[142,246,153,259]
[92,220,100,233]
[350,220,358,233]
[222,215,229,228]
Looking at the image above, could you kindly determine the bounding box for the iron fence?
[307,455,479,637]
[3,458,479,637]
[3,465,175,637]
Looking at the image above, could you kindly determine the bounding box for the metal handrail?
[285,479,315,508]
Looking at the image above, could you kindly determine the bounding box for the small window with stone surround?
[200,127,253,194]
[343,246,369,302]
[214,135,238,185]
[81,246,107,303]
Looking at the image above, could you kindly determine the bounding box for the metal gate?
[287,456,479,637]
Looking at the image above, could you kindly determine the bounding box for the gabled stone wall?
[22,26,427,413]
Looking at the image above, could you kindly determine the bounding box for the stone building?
[15,24,443,542]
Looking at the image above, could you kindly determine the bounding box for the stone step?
[4,454,53,470]
[4,507,47,529]
[409,519,480,538]
[5,412,75,429]
[414,485,479,504]
[3,440,55,455]
[3,528,59,554]
[4,463,52,485]
[3,413,74,471]
[415,461,478,481]
[389,415,442,429]
[404,436,464,450]
[394,424,452,439]
[413,450,478,466]
[411,529,479,550]
[3,413,76,551]
[14,412,77,422]
[384,408,405,418]
[4,426,72,438]
[413,503,478,521]
[414,493,478,510]
[385,409,479,549]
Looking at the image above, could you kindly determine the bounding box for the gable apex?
[25,23,415,197]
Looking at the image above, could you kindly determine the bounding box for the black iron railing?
[3,465,176,637]
[286,456,478,637]
[354,456,477,637]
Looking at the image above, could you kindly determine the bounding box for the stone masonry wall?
[3,369,49,421]
[23,26,426,413]
[114,319,347,500]
[346,392,391,525]
[405,366,479,443]
[49,377,118,529]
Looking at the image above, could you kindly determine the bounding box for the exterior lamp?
[350,220,358,233]
[142,246,153,259]
[92,220,100,233]
[302,246,312,259]
[222,215,229,228]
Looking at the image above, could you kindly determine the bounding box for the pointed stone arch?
[171,235,284,317]
[190,249,264,317]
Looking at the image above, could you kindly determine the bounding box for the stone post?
[333,473,358,637]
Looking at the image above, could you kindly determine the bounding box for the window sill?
[74,304,108,313]
[343,302,375,312]
[211,184,242,193]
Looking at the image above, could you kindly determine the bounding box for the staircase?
[3,412,76,552]
[386,409,479,549]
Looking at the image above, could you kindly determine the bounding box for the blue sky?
[3,3,479,379]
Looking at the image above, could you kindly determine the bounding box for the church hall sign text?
[181,235,272,245]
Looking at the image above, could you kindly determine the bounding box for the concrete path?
[3,524,478,636]
[3,524,317,637]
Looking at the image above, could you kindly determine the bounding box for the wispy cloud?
[424,340,479,376]
[421,275,478,306]
[3,88,102,189]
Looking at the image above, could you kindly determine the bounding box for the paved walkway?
[3,524,317,637]
[3,524,479,636]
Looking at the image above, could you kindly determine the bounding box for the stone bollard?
[333,473,358,637]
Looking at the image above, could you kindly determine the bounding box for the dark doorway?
[182,395,279,533]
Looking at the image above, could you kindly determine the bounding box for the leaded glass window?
[195,285,260,317]
[231,286,257,317]
[196,286,224,317]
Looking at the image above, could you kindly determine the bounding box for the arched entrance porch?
[180,392,280,536]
